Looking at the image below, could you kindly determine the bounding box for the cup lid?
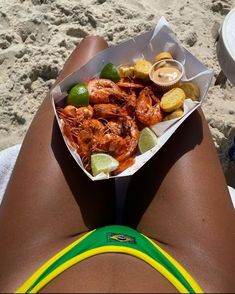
[216,8,235,85]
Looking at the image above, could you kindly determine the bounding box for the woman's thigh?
[123,108,235,291]
[0,36,116,292]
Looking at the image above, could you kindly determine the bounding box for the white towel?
[228,186,235,208]
[0,144,21,204]
[0,144,235,208]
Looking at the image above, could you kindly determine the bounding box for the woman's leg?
[0,36,114,291]
[123,108,235,291]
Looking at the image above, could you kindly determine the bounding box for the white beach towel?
[0,144,21,204]
[0,144,235,209]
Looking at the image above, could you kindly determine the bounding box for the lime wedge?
[99,62,120,82]
[91,153,119,177]
[67,83,89,107]
[138,127,158,154]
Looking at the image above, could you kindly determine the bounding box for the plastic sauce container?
[149,59,184,92]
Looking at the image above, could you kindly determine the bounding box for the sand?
[0,0,234,185]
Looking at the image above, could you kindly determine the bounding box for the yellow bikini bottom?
[15,225,203,293]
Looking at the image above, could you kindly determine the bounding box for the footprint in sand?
[29,64,59,82]
[66,27,88,38]
[211,0,231,15]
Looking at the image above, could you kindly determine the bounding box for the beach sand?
[0,0,234,186]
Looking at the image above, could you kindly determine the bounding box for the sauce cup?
[149,59,184,92]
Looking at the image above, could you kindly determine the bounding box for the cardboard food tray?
[51,17,213,181]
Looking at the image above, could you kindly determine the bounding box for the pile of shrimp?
[56,77,164,175]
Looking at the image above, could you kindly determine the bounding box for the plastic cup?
[149,59,184,92]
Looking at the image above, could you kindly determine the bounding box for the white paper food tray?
[51,17,213,181]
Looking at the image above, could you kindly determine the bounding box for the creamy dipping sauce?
[152,66,181,85]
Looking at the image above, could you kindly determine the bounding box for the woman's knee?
[79,35,108,48]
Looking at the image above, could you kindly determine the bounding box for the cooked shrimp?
[76,119,105,159]
[116,78,145,89]
[56,76,163,175]
[62,121,79,150]
[93,103,124,119]
[93,133,127,158]
[80,119,105,135]
[115,116,139,162]
[92,115,139,160]
[121,89,137,117]
[136,87,163,126]
[105,120,122,136]
[58,105,93,122]
[60,105,77,117]
[76,129,93,159]
[87,78,124,104]
[57,107,78,133]
[76,105,94,121]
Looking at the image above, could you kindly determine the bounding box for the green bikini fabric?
[26,225,195,293]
